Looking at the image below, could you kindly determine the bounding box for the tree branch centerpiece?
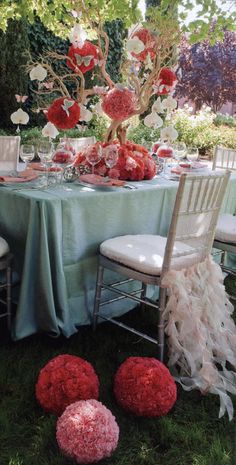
[27,6,180,181]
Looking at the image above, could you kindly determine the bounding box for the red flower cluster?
[114,357,177,417]
[73,140,156,181]
[154,67,177,95]
[56,399,119,464]
[131,28,156,62]
[102,87,136,121]
[67,41,99,74]
[35,354,99,415]
[47,97,81,130]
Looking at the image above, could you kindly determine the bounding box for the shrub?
[127,121,161,148]
[173,105,236,156]
[213,113,236,128]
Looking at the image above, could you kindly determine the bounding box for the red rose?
[47,97,80,130]
[67,41,99,74]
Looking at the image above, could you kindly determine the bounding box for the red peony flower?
[131,28,156,62]
[67,41,99,74]
[56,399,119,464]
[47,97,81,130]
[114,357,177,416]
[35,354,99,415]
[102,87,136,121]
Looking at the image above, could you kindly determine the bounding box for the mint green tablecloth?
[0,173,235,340]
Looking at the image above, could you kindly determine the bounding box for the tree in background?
[175,30,236,112]
[0,19,30,129]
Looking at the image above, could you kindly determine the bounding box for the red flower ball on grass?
[47,97,81,130]
[56,399,119,464]
[35,354,99,415]
[102,87,136,121]
[114,357,177,416]
[131,28,156,62]
[67,41,99,74]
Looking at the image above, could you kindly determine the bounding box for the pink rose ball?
[114,357,177,417]
[56,399,119,464]
[35,354,99,415]
[102,87,136,121]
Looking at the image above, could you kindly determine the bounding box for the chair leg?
[157,287,167,362]
[6,264,12,330]
[140,282,147,312]
[93,265,104,330]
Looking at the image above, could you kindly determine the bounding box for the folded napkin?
[0,169,38,183]
[29,162,62,172]
[79,174,126,187]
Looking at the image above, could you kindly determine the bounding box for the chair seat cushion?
[215,214,236,244]
[100,235,196,276]
[0,237,9,258]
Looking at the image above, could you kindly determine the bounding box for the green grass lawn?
[0,278,236,465]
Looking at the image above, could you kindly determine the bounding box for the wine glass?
[52,141,75,186]
[172,142,187,161]
[186,146,199,162]
[38,141,54,186]
[156,144,174,176]
[20,144,35,169]
[103,145,119,170]
[84,144,103,174]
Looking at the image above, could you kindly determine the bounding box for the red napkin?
[29,162,62,172]
[171,162,207,175]
[0,169,38,183]
[79,174,125,187]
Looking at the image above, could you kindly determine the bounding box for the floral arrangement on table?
[26,5,180,181]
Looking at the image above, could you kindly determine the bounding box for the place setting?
[152,142,209,181]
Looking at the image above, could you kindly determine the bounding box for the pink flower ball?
[35,355,99,415]
[114,357,177,417]
[56,399,119,464]
[102,87,136,121]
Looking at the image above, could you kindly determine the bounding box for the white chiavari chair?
[93,171,230,361]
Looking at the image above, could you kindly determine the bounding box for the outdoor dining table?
[0,171,236,341]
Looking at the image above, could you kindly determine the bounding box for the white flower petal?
[10,108,29,125]
[161,125,178,142]
[79,104,93,122]
[126,37,145,54]
[92,101,104,116]
[152,97,163,113]
[69,24,87,47]
[144,112,163,129]
[29,64,47,82]
[162,96,177,112]
[42,122,59,139]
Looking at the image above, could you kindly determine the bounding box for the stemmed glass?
[38,141,54,187]
[156,143,174,176]
[186,146,199,162]
[103,145,119,171]
[52,141,75,186]
[20,144,35,170]
[84,145,103,174]
[172,142,187,162]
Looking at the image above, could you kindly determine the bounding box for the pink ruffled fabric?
[162,256,236,420]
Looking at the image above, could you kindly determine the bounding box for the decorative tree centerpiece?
[27,4,180,181]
